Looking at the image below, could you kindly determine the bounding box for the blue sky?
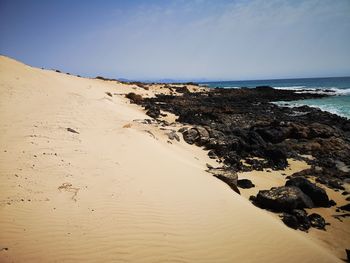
[0,0,349,81]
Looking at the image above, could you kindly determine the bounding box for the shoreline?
[0,55,348,262]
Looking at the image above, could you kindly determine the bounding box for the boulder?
[254,186,314,212]
[308,213,326,230]
[285,177,330,207]
[145,105,160,119]
[264,147,288,169]
[281,209,311,231]
[195,126,210,146]
[292,209,311,231]
[237,179,255,189]
[281,213,299,229]
[208,168,240,194]
[182,128,199,144]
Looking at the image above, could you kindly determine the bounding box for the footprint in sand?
[58,182,80,201]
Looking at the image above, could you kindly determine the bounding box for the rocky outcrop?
[285,177,330,207]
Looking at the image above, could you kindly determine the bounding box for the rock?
[237,179,255,189]
[281,213,298,229]
[175,86,190,93]
[105,92,112,97]
[145,105,160,119]
[125,92,143,104]
[254,186,314,212]
[67,128,79,134]
[346,249,350,262]
[285,177,330,207]
[329,199,336,206]
[339,203,350,211]
[264,147,288,169]
[183,128,199,145]
[308,213,326,230]
[178,127,188,133]
[208,150,217,159]
[167,131,180,141]
[292,209,311,231]
[195,126,210,146]
[208,168,240,194]
[281,209,311,231]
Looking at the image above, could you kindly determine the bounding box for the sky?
[0,0,350,81]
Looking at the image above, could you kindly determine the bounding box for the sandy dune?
[0,56,342,262]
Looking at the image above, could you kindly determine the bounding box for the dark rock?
[208,168,240,194]
[329,200,336,206]
[237,179,255,189]
[254,186,314,211]
[105,92,112,97]
[195,126,210,146]
[208,150,218,159]
[183,128,199,145]
[281,213,298,229]
[339,203,350,211]
[281,209,311,231]
[146,106,160,119]
[125,92,143,104]
[67,128,79,134]
[285,177,330,207]
[264,146,288,169]
[292,209,311,231]
[308,213,327,230]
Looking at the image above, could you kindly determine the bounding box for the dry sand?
[0,56,344,262]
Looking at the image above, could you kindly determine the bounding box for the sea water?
[201,77,350,119]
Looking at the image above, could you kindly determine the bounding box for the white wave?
[274,101,349,119]
[273,86,350,96]
[273,86,307,90]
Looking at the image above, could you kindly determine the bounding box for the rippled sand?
[0,56,341,262]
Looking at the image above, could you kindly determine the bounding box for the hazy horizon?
[1,0,350,81]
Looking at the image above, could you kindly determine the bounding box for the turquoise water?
[200,77,350,119]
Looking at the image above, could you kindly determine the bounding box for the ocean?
[200,77,350,119]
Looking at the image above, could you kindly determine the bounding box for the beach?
[0,56,348,262]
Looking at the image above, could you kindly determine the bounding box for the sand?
[0,56,344,262]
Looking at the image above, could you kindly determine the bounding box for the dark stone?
[183,128,199,145]
[208,168,240,194]
[308,213,327,230]
[105,92,112,97]
[254,186,314,212]
[281,213,298,229]
[285,177,330,207]
[67,128,79,134]
[281,209,311,231]
[125,92,143,104]
[329,199,336,206]
[292,209,311,231]
[339,203,350,212]
[145,106,160,119]
[208,150,218,159]
[237,179,255,189]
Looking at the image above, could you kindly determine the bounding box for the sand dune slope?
[0,56,341,262]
